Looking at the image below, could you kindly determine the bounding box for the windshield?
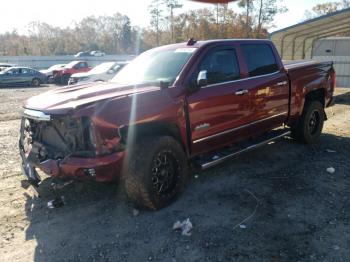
[90,62,115,74]
[111,47,196,85]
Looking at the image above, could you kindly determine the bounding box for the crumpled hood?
[25,82,160,114]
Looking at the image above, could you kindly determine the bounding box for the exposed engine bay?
[19,114,95,166]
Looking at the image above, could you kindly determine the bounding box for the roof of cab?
[156,39,273,50]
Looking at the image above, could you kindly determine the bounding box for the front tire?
[291,101,325,144]
[31,78,40,87]
[124,136,188,210]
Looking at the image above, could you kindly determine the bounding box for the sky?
[0,0,342,34]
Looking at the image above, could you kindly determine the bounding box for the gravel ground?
[0,85,349,262]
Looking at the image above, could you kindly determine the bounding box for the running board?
[196,129,291,170]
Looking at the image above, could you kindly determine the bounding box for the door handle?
[275,81,287,86]
[235,89,249,95]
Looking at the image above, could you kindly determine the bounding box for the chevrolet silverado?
[19,39,335,210]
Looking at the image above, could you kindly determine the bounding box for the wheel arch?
[31,77,41,86]
[304,87,326,108]
[118,122,187,152]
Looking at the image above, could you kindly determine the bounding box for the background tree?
[149,0,164,46]
[0,1,288,56]
[255,0,287,38]
[163,0,183,43]
[313,2,342,15]
[238,0,254,38]
[304,0,350,19]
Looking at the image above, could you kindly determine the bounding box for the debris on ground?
[133,208,140,217]
[173,218,193,236]
[212,155,219,160]
[233,189,259,230]
[333,245,340,250]
[194,174,199,179]
[30,203,35,212]
[326,167,336,174]
[47,196,65,209]
[326,149,337,153]
[51,180,74,190]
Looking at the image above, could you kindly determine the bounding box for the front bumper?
[20,148,126,183]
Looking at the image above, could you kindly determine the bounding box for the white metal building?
[270,7,350,87]
[312,37,350,87]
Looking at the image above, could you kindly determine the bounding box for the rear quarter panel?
[285,61,333,124]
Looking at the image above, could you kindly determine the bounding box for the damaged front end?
[19,109,97,185]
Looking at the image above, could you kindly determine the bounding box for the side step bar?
[198,130,291,170]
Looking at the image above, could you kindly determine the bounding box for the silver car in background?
[68,61,128,85]
[40,64,66,82]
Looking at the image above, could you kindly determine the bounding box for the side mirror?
[107,69,114,74]
[197,70,208,87]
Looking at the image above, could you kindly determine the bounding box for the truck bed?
[283,59,333,71]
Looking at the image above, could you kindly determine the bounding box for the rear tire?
[291,101,324,144]
[31,78,40,87]
[124,136,188,210]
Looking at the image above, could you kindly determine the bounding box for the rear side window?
[199,48,240,85]
[241,44,279,77]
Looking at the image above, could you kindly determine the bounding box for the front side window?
[241,44,279,77]
[78,62,86,69]
[198,48,240,85]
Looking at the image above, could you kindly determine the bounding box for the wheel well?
[305,88,325,107]
[119,122,184,148]
[31,78,41,85]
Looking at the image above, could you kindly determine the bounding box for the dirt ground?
[0,85,349,262]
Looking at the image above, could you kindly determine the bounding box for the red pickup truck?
[20,39,335,210]
[52,61,91,85]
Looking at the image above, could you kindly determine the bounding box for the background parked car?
[68,61,128,85]
[0,67,46,87]
[52,61,91,85]
[90,50,105,57]
[40,64,66,82]
[0,63,15,72]
[74,51,92,58]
